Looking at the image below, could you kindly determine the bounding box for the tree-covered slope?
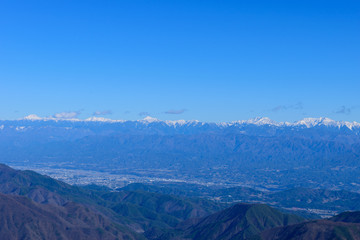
[164,203,305,240]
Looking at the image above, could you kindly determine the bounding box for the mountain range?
[1,116,360,192]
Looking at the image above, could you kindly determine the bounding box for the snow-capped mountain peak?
[247,117,280,126]
[141,116,160,123]
[23,114,43,121]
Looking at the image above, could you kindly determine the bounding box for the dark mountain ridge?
[0,164,225,237]
[261,212,360,240]
[176,203,305,240]
[0,193,134,240]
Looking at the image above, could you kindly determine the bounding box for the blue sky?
[1,0,359,122]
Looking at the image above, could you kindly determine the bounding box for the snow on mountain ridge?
[20,115,360,130]
[22,114,82,122]
[292,117,360,129]
[245,117,282,126]
[141,116,161,123]
[23,114,43,120]
[165,119,202,126]
[22,115,125,123]
[293,117,338,128]
[84,117,125,123]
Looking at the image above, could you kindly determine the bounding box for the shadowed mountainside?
[157,203,304,240]
[330,211,360,223]
[0,192,138,240]
[260,211,360,240]
[261,219,360,240]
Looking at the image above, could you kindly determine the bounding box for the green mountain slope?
[167,203,305,240]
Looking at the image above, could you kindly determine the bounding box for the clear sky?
[1,0,359,122]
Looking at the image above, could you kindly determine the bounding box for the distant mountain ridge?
[8,114,360,130]
[1,116,359,143]
[1,115,359,143]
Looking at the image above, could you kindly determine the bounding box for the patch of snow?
[16,126,25,131]
[165,119,187,126]
[216,122,231,127]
